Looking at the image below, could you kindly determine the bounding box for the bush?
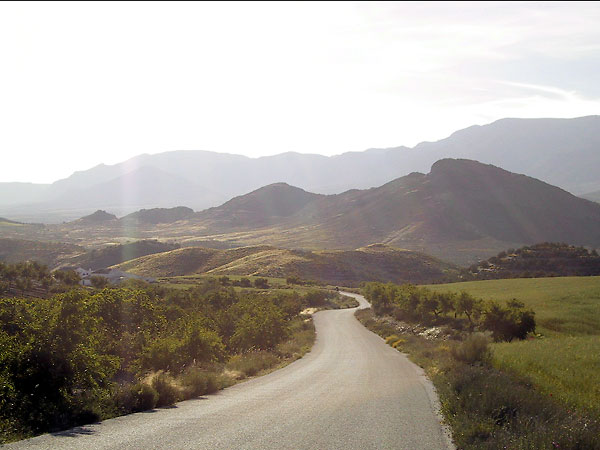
[151,373,181,407]
[226,351,279,378]
[116,382,158,413]
[180,368,220,398]
[450,333,491,364]
[483,301,535,342]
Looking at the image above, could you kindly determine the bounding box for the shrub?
[117,382,158,413]
[180,368,220,398]
[226,351,279,377]
[253,278,269,289]
[450,333,490,364]
[151,373,181,407]
[483,301,535,342]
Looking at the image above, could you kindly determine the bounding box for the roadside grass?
[426,276,600,418]
[355,308,600,449]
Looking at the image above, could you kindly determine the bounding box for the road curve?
[10,293,453,450]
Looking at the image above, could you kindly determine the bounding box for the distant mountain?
[113,244,458,286]
[4,158,600,265]
[78,210,118,223]
[2,116,600,223]
[122,206,195,224]
[0,182,49,206]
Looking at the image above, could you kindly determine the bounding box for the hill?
[465,243,600,279]
[0,238,85,267]
[67,240,181,270]
[113,244,459,286]
[78,210,118,223]
[196,183,322,229]
[122,206,195,224]
[3,116,600,223]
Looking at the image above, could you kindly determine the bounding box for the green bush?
[151,373,181,407]
[451,333,491,364]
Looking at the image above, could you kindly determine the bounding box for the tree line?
[363,282,535,342]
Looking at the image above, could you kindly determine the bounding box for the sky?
[1,1,600,183]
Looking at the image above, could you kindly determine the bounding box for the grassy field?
[427,276,600,417]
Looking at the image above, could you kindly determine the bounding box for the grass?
[426,276,600,418]
[356,308,600,449]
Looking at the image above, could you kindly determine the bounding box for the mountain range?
[2,116,600,223]
[2,158,599,265]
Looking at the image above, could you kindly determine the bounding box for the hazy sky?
[1,1,600,183]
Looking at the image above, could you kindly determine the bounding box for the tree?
[253,278,269,289]
[455,291,481,323]
[482,300,535,342]
[90,275,109,289]
[239,278,251,288]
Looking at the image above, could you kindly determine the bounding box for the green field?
[427,276,600,416]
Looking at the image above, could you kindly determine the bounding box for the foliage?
[0,274,321,442]
[151,373,181,407]
[363,282,535,342]
[450,333,490,364]
[463,242,600,280]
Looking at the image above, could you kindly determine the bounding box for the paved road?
[10,293,453,449]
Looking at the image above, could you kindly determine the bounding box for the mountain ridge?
[3,116,600,223]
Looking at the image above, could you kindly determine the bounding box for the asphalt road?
[10,293,453,449]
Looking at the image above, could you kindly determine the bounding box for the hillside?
[3,116,600,223]
[0,238,85,267]
[466,243,600,279]
[121,206,195,224]
[66,240,181,270]
[113,243,459,286]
